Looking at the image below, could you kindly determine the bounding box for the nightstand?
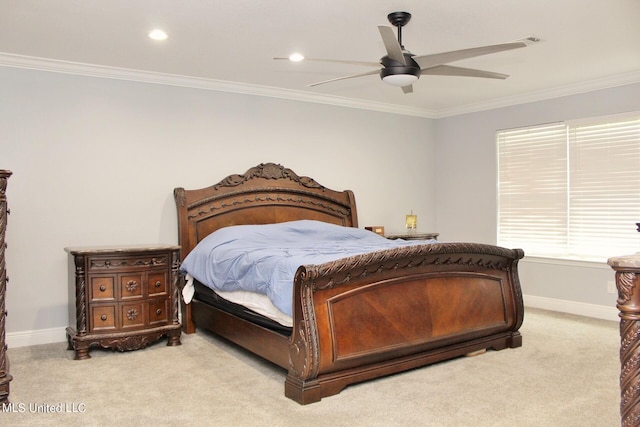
[65,244,182,360]
[385,232,439,241]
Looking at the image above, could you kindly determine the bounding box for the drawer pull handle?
[100,314,107,321]
[125,280,138,292]
[99,285,106,292]
[155,281,162,288]
[127,309,139,320]
[156,309,162,316]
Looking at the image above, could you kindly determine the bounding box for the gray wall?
[435,82,640,318]
[1,66,436,342]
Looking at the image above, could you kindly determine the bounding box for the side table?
[384,232,439,241]
[66,244,182,360]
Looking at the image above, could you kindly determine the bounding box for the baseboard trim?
[524,294,619,322]
[5,296,619,348]
[7,327,67,348]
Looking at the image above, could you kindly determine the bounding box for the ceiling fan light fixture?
[382,73,418,87]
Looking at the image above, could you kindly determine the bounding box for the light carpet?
[2,308,620,426]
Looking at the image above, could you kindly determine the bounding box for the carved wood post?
[0,170,12,403]
[73,255,87,336]
[608,252,640,427]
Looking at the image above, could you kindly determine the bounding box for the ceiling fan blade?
[378,26,406,65]
[402,85,413,94]
[273,57,380,68]
[413,41,526,70]
[308,69,381,87]
[421,65,509,79]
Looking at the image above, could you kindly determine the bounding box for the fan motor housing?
[379,55,421,80]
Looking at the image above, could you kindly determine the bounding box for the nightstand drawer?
[121,302,145,328]
[91,305,117,332]
[148,299,169,325]
[86,253,172,272]
[120,274,143,299]
[147,271,168,297]
[90,276,115,301]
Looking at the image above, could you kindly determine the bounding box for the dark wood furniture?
[0,170,12,403]
[608,252,640,427]
[385,232,439,240]
[174,163,524,404]
[66,245,182,360]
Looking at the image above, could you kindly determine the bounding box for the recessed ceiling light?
[148,29,168,41]
[288,53,304,62]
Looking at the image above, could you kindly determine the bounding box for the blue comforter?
[180,220,434,316]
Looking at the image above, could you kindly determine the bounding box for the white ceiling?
[1,0,639,117]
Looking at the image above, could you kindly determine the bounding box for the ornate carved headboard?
[174,163,358,260]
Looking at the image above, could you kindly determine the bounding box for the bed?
[174,162,524,404]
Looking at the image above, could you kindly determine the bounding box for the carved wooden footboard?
[285,243,524,404]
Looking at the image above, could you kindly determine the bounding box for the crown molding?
[0,53,436,118]
[1,52,639,119]
[434,71,640,118]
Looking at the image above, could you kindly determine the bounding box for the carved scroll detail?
[187,193,350,220]
[288,282,319,380]
[618,272,637,304]
[301,243,524,291]
[94,334,162,352]
[214,163,324,190]
[89,256,169,270]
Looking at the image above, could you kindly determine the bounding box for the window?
[497,113,640,261]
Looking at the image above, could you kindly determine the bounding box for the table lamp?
[405,211,417,234]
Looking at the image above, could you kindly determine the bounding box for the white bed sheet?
[182,273,292,327]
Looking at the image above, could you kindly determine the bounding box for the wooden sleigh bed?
[174,163,525,404]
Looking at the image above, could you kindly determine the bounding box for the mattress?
[192,279,292,335]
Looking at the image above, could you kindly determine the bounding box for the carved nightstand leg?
[72,342,91,360]
[67,329,91,360]
[166,330,182,346]
[66,330,74,351]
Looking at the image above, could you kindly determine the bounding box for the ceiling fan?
[275,11,532,94]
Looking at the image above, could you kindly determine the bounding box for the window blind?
[567,117,640,257]
[497,113,640,261]
[497,123,568,255]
